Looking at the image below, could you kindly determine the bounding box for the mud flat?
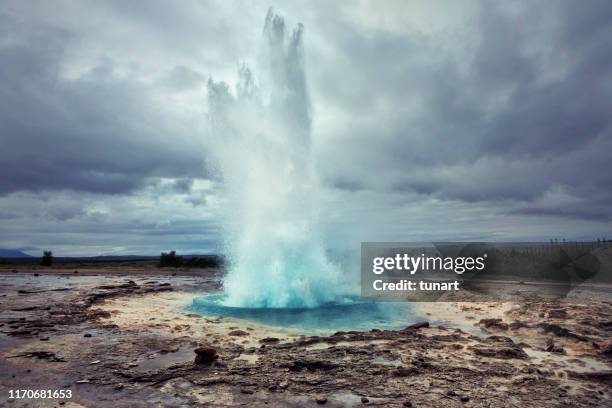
[0,268,611,407]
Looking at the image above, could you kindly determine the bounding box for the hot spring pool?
[187,294,425,334]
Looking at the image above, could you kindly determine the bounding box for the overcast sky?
[1,0,611,256]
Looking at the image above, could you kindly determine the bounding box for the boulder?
[194,346,218,364]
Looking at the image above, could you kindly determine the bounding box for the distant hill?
[0,249,33,258]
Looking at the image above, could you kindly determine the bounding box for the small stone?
[114,383,124,390]
[447,390,456,396]
[279,380,289,389]
[403,401,412,407]
[361,396,369,403]
[39,337,50,341]
[404,321,429,331]
[315,395,327,404]
[259,337,280,344]
[83,333,92,338]
[240,387,254,394]
[194,346,218,364]
[547,309,568,319]
[228,330,249,336]
[460,396,470,402]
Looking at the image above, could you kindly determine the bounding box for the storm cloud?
[0,0,611,255]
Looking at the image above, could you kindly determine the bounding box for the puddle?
[188,294,426,335]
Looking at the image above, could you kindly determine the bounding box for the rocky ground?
[0,268,611,407]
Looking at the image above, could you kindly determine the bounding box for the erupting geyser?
[206,9,342,308]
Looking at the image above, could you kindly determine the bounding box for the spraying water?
[206,9,343,308]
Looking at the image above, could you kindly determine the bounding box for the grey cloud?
[0,10,207,196]
[315,1,612,221]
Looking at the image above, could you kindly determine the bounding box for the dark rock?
[460,396,470,402]
[315,395,328,404]
[240,387,254,394]
[536,323,587,341]
[194,346,218,364]
[8,329,39,336]
[600,343,612,358]
[10,351,64,362]
[361,396,369,403]
[431,334,462,342]
[89,310,111,319]
[39,337,50,341]
[11,306,39,311]
[544,337,565,353]
[404,321,429,331]
[479,318,509,330]
[403,401,413,407]
[470,346,528,360]
[259,337,280,344]
[568,370,612,386]
[545,337,555,352]
[547,309,568,319]
[393,367,418,377]
[290,359,335,371]
[83,333,92,338]
[228,330,249,336]
[509,321,529,330]
[597,320,612,330]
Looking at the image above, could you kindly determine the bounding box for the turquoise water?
[188,294,422,334]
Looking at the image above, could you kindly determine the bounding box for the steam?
[206,9,342,308]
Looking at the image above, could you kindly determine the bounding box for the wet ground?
[0,268,611,407]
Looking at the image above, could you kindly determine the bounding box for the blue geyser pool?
[188,294,423,334]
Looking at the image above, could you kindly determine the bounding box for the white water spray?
[206,9,342,308]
